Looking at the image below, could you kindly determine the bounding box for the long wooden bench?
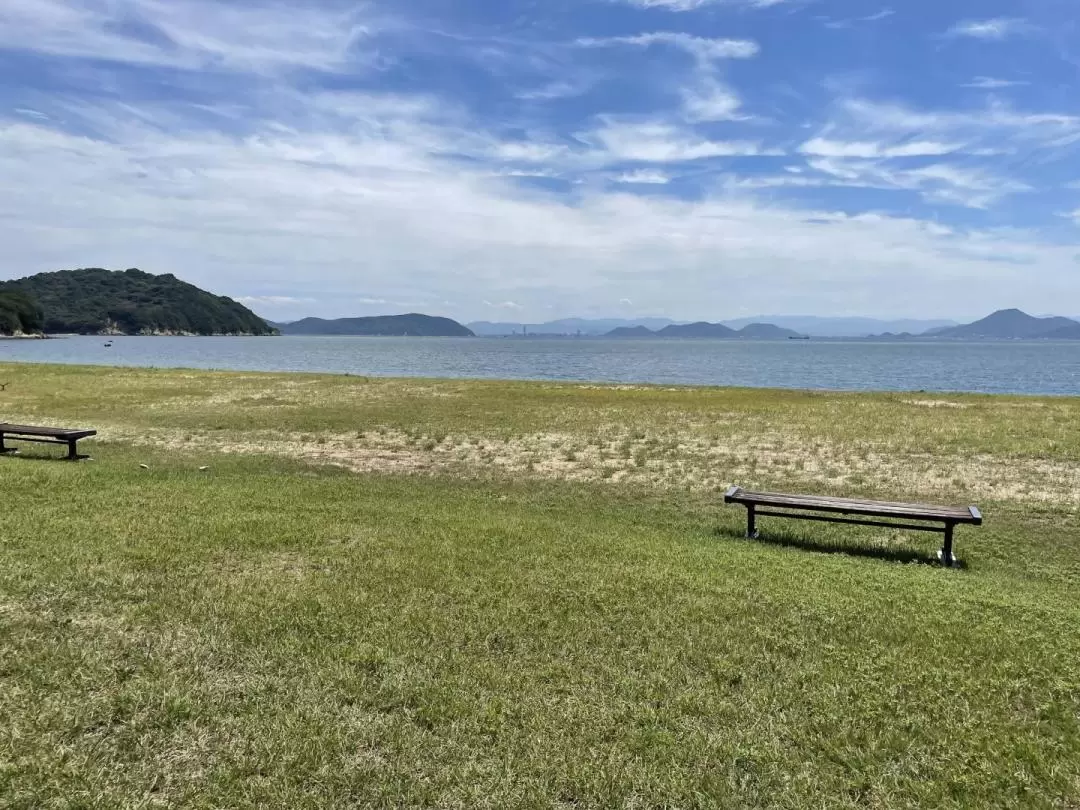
[0,423,97,461]
[725,486,982,567]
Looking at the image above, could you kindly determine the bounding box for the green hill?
[0,289,45,336]
[0,268,275,336]
[277,314,474,337]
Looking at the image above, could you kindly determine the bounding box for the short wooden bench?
[0,423,97,461]
[725,486,982,567]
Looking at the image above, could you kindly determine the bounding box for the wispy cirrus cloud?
[961,77,1030,89]
[614,0,791,10]
[681,79,746,122]
[577,33,757,121]
[0,0,376,74]
[614,169,673,184]
[823,8,894,29]
[582,118,767,161]
[946,18,1031,41]
[830,98,1080,152]
[577,32,759,63]
[806,157,1031,209]
[799,138,963,159]
[787,94,1079,209]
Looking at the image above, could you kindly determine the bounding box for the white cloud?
[495,142,574,163]
[729,175,829,189]
[237,296,317,306]
[831,98,1080,169]
[823,9,895,28]
[577,33,755,123]
[947,18,1030,41]
[5,101,1075,322]
[578,32,759,63]
[962,77,1029,89]
[0,0,375,74]
[805,156,1030,209]
[615,169,672,184]
[799,138,963,158]
[840,98,1079,132]
[517,80,594,101]
[489,121,766,169]
[617,0,790,9]
[583,119,764,162]
[682,80,745,122]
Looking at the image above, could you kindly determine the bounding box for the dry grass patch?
[902,399,971,410]
[96,421,1080,507]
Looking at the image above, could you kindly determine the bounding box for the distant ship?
[788,335,810,340]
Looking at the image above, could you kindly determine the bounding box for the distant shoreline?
[5,333,1079,343]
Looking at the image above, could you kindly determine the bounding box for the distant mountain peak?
[929,309,1080,339]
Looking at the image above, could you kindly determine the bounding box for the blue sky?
[1,0,1079,322]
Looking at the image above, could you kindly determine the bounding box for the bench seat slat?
[0,423,97,440]
[725,487,980,524]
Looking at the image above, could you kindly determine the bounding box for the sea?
[1,335,1078,396]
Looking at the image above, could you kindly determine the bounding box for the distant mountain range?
[274,313,474,337]
[468,318,676,336]
[608,321,803,339]
[268,308,1080,341]
[721,315,959,338]
[468,316,959,338]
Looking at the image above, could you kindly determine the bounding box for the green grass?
[1,363,1079,808]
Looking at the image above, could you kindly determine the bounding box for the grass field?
[1,362,1078,808]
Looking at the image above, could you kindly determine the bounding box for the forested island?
[0,268,275,336]
[274,314,474,337]
[0,290,44,336]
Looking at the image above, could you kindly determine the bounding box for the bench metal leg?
[940,523,957,567]
[746,505,758,539]
[65,440,90,461]
[0,435,14,455]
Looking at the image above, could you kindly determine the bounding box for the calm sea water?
[2,336,1078,396]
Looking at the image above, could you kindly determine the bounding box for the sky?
[1,0,1079,323]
